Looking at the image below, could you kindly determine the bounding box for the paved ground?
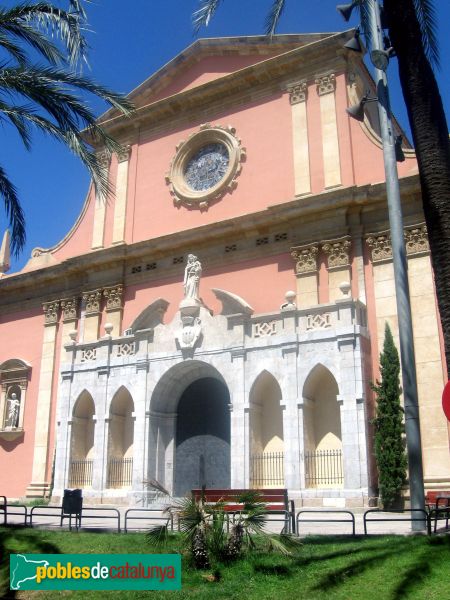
[4,504,449,536]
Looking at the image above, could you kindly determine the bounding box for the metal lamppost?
[338,0,426,530]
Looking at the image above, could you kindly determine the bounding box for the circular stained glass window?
[184,143,230,191]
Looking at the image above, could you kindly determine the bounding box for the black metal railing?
[304,449,343,487]
[250,452,284,488]
[68,459,93,488]
[107,457,133,488]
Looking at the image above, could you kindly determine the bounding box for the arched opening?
[303,365,343,488]
[69,391,95,488]
[249,371,284,488]
[107,387,134,488]
[149,361,230,498]
[175,378,230,496]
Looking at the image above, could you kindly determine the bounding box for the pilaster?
[315,73,341,188]
[82,289,102,343]
[291,244,319,308]
[26,301,60,497]
[287,80,311,196]
[112,145,131,244]
[322,237,352,302]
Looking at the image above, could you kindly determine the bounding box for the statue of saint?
[183,254,202,301]
[5,392,20,428]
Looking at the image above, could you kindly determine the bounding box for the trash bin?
[61,489,82,529]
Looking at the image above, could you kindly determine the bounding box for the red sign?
[442,381,450,421]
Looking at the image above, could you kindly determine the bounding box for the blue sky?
[2,0,450,272]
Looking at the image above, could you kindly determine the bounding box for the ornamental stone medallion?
[165,123,246,210]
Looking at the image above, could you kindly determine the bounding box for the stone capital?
[405,225,429,256]
[291,244,319,275]
[366,234,392,263]
[82,289,103,315]
[60,297,78,323]
[322,238,351,269]
[287,80,308,104]
[96,149,111,168]
[117,145,131,163]
[103,284,123,312]
[42,301,60,325]
[315,73,336,96]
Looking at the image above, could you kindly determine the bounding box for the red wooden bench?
[191,488,293,532]
[425,491,450,532]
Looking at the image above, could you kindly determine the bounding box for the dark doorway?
[174,377,230,496]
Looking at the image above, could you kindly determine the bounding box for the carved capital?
[82,289,102,314]
[405,225,429,256]
[117,145,131,163]
[291,245,319,275]
[366,234,392,263]
[315,73,336,96]
[287,80,307,104]
[322,239,351,269]
[103,285,123,312]
[96,150,111,168]
[60,297,78,322]
[42,301,60,325]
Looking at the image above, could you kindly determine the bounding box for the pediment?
[101,34,335,116]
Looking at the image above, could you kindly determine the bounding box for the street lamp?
[338,0,426,530]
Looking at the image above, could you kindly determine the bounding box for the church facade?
[0,32,448,507]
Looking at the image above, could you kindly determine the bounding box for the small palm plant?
[146,485,299,569]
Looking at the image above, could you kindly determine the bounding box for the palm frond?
[146,523,170,548]
[192,0,223,34]
[0,16,65,65]
[265,534,292,556]
[143,478,171,497]
[264,0,286,36]
[413,0,439,67]
[0,2,89,66]
[0,32,27,64]
[0,166,25,256]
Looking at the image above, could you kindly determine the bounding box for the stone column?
[91,150,111,250]
[287,80,311,196]
[315,73,341,188]
[112,145,131,245]
[291,244,319,308]
[229,348,247,488]
[82,289,102,343]
[103,284,123,338]
[322,238,352,302]
[26,301,60,497]
[280,346,302,491]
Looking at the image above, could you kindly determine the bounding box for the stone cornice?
[0,174,422,309]
[89,31,354,144]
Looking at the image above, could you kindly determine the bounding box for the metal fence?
[68,459,93,488]
[107,457,133,488]
[304,449,343,487]
[250,452,284,487]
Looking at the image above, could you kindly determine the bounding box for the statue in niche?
[183,254,202,301]
[5,392,20,428]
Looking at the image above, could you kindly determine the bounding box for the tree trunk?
[385,0,450,379]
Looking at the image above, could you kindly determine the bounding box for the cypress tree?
[372,323,408,508]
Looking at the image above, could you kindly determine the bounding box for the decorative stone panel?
[116,342,135,357]
[287,80,307,104]
[315,73,336,96]
[43,301,59,325]
[291,245,319,275]
[322,239,351,269]
[82,290,102,315]
[306,313,331,330]
[60,297,78,323]
[254,321,277,337]
[80,348,97,363]
[96,149,111,168]
[366,234,392,263]
[103,285,123,312]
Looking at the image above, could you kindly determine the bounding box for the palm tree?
[0,1,133,256]
[193,0,450,378]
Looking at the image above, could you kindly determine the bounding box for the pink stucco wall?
[0,308,44,497]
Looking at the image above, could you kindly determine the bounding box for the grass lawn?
[1,527,449,599]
